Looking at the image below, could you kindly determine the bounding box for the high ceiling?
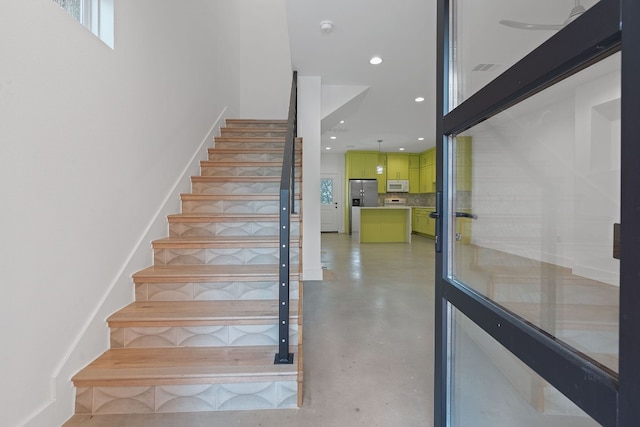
[285,0,599,155]
[286,0,436,155]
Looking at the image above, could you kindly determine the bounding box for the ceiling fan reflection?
[499,0,585,31]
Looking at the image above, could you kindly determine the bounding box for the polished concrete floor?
[63,234,601,426]
[64,233,436,426]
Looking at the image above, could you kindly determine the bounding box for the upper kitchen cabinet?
[409,154,421,169]
[409,154,420,194]
[346,151,379,179]
[377,153,387,193]
[419,149,434,168]
[419,148,436,193]
[387,154,410,180]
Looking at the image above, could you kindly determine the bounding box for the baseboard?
[22,109,230,427]
[303,268,323,281]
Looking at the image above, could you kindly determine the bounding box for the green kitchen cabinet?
[419,166,428,193]
[409,154,421,169]
[409,168,420,193]
[419,151,428,168]
[420,148,435,168]
[412,207,435,237]
[346,151,379,179]
[409,155,420,194]
[419,164,435,193]
[360,208,411,243]
[386,154,410,180]
[418,148,436,193]
[411,208,418,231]
[412,208,426,234]
[377,153,387,193]
[425,208,435,236]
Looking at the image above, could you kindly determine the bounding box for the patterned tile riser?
[218,131,287,137]
[76,381,298,414]
[200,166,301,178]
[213,141,303,150]
[225,122,286,129]
[135,281,300,302]
[191,181,301,195]
[207,152,302,163]
[153,247,300,266]
[182,200,301,214]
[169,221,300,238]
[110,324,299,348]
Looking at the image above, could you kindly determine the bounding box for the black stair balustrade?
[275,70,297,365]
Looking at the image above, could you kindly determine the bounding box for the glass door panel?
[451,0,601,107]
[452,309,600,427]
[451,52,621,373]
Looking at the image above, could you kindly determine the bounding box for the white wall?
[237,0,292,119]
[468,57,620,285]
[298,76,323,280]
[0,1,245,425]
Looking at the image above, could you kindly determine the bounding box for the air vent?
[472,63,501,72]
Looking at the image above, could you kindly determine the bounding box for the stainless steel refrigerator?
[349,179,378,234]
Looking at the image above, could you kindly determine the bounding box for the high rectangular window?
[53,0,114,48]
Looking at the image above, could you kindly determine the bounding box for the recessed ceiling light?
[340,120,345,124]
[418,137,425,141]
[325,147,331,150]
[369,56,383,65]
[399,148,405,151]
[415,97,425,103]
[330,136,337,140]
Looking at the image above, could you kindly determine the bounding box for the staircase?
[72,119,304,415]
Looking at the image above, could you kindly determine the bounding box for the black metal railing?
[274,71,297,365]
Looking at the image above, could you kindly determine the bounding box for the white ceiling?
[285,0,599,155]
[286,0,437,155]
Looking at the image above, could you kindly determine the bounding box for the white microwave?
[387,179,409,192]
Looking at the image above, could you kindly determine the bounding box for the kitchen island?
[359,207,412,243]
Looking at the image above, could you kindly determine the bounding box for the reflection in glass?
[451,53,620,372]
[451,0,600,107]
[452,309,600,426]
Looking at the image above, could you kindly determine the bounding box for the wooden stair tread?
[221,128,286,133]
[215,137,294,143]
[153,235,300,247]
[226,119,288,125]
[72,346,297,386]
[208,148,301,154]
[191,176,301,182]
[133,264,300,283]
[108,300,298,326]
[200,161,300,167]
[167,213,300,221]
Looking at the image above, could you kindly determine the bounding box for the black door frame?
[434,0,640,425]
